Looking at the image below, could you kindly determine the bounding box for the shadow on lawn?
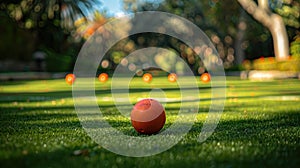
[1,109,299,168]
[191,110,300,136]
[0,81,27,86]
[0,91,73,102]
[0,106,75,113]
[0,86,211,102]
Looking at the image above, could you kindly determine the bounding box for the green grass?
[0,77,299,167]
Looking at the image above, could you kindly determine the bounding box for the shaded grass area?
[0,77,299,167]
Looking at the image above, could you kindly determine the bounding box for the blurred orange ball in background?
[200,73,210,83]
[98,73,109,82]
[65,73,76,85]
[142,73,152,83]
[168,73,177,82]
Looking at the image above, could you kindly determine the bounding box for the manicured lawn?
[0,77,299,167]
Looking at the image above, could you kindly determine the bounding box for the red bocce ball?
[131,99,166,135]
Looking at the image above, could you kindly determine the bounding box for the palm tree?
[1,0,102,30]
[0,0,103,53]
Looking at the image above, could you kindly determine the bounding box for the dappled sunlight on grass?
[0,77,299,167]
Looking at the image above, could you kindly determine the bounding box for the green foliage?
[44,49,73,72]
[123,0,290,66]
[0,0,103,68]
[275,0,300,29]
[0,12,35,61]
[291,34,300,57]
[123,0,300,66]
[277,59,300,71]
[248,56,300,71]
[252,57,277,70]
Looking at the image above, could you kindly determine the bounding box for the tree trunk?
[234,9,247,65]
[237,0,289,61]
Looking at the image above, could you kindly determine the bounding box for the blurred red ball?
[200,73,210,83]
[65,74,76,85]
[131,99,166,135]
[168,73,177,82]
[142,73,152,83]
[98,73,109,82]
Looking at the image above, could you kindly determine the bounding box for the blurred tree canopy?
[120,0,299,71]
[1,0,299,73]
[0,0,102,29]
[0,0,104,71]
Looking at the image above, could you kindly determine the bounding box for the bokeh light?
[101,60,110,68]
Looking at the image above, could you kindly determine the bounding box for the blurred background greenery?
[0,0,299,73]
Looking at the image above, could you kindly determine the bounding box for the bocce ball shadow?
[72,11,226,157]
